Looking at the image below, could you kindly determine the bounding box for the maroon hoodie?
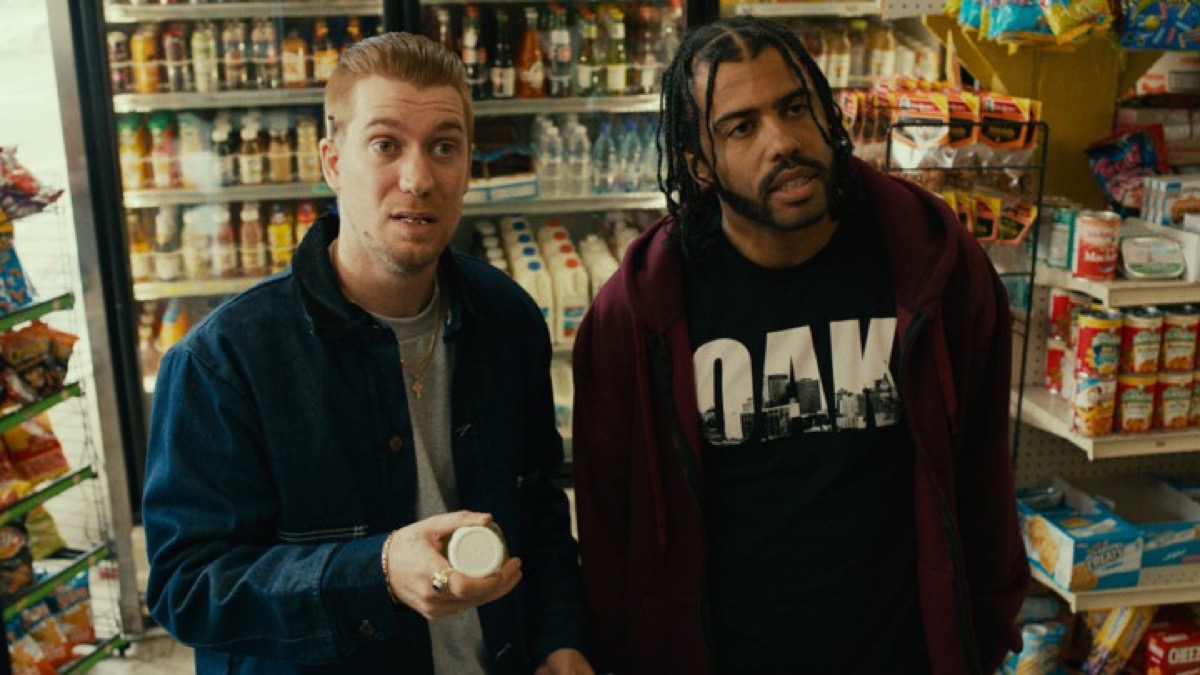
[572,157,1029,674]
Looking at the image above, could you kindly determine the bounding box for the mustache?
[758,154,830,198]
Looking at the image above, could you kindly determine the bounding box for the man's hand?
[535,648,594,675]
[384,511,522,620]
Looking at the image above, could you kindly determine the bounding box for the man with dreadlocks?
[571,15,1028,675]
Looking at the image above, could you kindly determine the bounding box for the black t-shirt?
[685,203,929,674]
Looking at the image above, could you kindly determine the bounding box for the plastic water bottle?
[639,119,659,192]
[616,117,642,193]
[564,124,591,197]
[538,125,564,198]
[591,122,618,195]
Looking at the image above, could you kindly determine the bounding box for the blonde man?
[145,32,591,675]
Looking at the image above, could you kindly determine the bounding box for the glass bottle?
[547,5,572,98]
[632,7,662,95]
[153,206,185,282]
[161,21,190,93]
[343,16,364,54]
[462,6,487,100]
[282,28,310,88]
[574,12,602,97]
[251,18,281,90]
[295,200,317,244]
[490,10,516,99]
[130,23,160,94]
[267,203,296,273]
[212,204,239,278]
[517,6,546,98]
[295,115,322,183]
[435,8,455,54]
[240,202,267,277]
[211,123,236,187]
[605,10,628,96]
[192,20,219,93]
[826,27,850,89]
[221,19,249,90]
[267,122,292,184]
[148,112,178,189]
[312,18,339,84]
[127,209,153,283]
[238,124,264,186]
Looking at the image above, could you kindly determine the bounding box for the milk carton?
[551,255,590,346]
[514,259,554,324]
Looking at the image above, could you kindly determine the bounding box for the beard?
[714,153,836,232]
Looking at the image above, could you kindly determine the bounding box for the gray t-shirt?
[378,285,487,675]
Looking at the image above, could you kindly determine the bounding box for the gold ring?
[431,566,452,594]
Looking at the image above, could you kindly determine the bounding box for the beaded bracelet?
[381,530,401,606]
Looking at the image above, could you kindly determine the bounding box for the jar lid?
[447,524,506,578]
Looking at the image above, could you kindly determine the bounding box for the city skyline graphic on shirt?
[694,318,903,445]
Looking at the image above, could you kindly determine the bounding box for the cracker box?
[1017,477,1144,591]
[1081,476,1200,567]
[1146,610,1200,675]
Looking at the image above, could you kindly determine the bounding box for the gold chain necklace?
[399,282,441,400]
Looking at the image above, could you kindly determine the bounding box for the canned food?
[1071,375,1116,438]
[1049,288,1089,342]
[1120,307,1163,375]
[1039,196,1077,270]
[1075,309,1123,378]
[1072,210,1121,281]
[1060,349,1076,402]
[1116,374,1156,433]
[1191,371,1200,426]
[1161,305,1200,372]
[1156,371,1194,430]
[1045,337,1066,394]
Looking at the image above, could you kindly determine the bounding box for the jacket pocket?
[275,524,367,544]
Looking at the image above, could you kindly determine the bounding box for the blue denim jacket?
[143,214,584,674]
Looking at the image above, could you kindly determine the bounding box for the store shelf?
[475,94,659,117]
[113,88,325,113]
[124,182,332,208]
[0,383,84,436]
[105,0,380,22]
[1019,386,1200,459]
[1035,263,1200,308]
[730,1,880,17]
[464,192,664,217]
[0,293,74,333]
[2,544,110,622]
[134,276,266,301]
[60,635,130,674]
[0,466,97,527]
[1033,562,1200,612]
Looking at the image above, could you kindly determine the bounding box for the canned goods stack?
[1045,290,1200,437]
[1036,203,1126,284]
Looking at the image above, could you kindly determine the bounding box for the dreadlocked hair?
[658,15,857,261]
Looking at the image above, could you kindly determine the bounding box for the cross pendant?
[411,377,424,400]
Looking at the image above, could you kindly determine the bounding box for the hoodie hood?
[619,156,963,329]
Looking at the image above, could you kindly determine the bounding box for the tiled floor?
[90,632,195,675]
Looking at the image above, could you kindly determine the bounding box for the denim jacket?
[143,214,584,674]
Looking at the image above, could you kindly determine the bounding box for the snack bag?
[960,0,985,30]
[48,571,94,647]
[0,523,35,605]
[0,147,63,223]
[7,618,53,675]
[1002,620,1067,674]
[24,507,65,560]
[19,602,70,668]
[1039,0,1114,43]
[1120,0,1200,50]
[4,414,69,486]
[991,0,1056,45]
[1086,125,1170,214]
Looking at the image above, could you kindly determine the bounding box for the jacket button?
[389,436,405,453]
[358,620,376,638]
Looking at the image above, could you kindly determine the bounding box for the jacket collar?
[292,213,478,341]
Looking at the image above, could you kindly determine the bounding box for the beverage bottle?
[867,23,896,80]
[221,19,249,90]
[148,111,179,189]
[490,10,516,99]
[177,112,208,189]
[435,8,455,55]
[267,120,292,184]
[343,16,364,54]
[127,209,153,283]
[547,6,572,98]
[462,6,488,100]
[161,21,190,92]
[137,317,160,378]
[591,121,618,194]
[551,255,589,346]
[537,125,564,198]
[615,117,641,193]
[238,123,264,186]
[251,18,281,90]
[181,206,213,280]
[108,29,133,94]
[632,7,662,95]
[267,203,296,272]
[312,18,339,84]
[157,299,191,355]
[240,202,268,276]
[153,206,185,282]
[564,123,591,196]
[517,6,546,98]
[826,27,850,89]
[192,21,220,93]
[281,28,310,88]
[211,123,236,186]
[513,259,554,322]
[117,114,150,191]
[605,11,628,96]
[847,19,868,84]
[212,204,239,278]
[295,200,317,243]
[295,115,322,183]
[639,118,658,192]
[574,11,603,97]
[661,0,683,65]
[130,23,161,94]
